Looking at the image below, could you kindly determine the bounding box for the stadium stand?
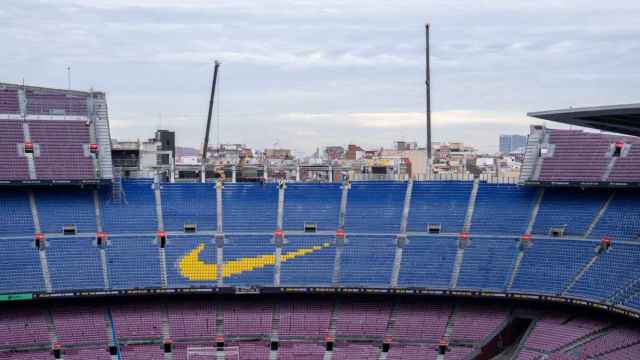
[168,300,217,340]
[100,179,157,233]
[0,120,30,181]
[46,237,103,291]
[111,302,163,340]
[279,341,326,360]
[511,239,596,295]
[450,304,508,341]
[24,91,88,116]
[34,188,96,234]
[391,300,451,341]
[470,183,538,234]
[50,304,109,346]
[280,235,335,286]
[0,87,20,114]
[397,236,457,288]
[278,299,332,338]
[521,312,608,352]
[161,183,217,232]
[339,235,395,287]
[344,181,406,233]
[591,189,640,241]
[283,182,341,232]
[0,238,45,293]
[407,180,471,233]
[223,300,273,338]
[0,189,34,236]
[332,342,380,360]
[0,307,50,347]
[222,183,278,232]
[538,129,613,182]
[106,235,162,289]
[334,300,391,338]
[28,120,94,180]
[609,138,640,182]
[457,237,519,290]
[532,187,610,236]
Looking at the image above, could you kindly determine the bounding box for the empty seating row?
[1,299,638,359]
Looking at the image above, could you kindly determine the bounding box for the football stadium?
[1,81,640,360]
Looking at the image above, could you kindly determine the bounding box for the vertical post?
[425,24,432,178]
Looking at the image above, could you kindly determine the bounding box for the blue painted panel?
[0,190,34,236]
[222,184,278,232]
[281,236,335,286]
[0,238,44,293]
[284,183,341,232]
[457,238,518,291]
[106,236,162,289]
[339,235,395,287]
[407,181,471,233]
[223,235,274,286]
[36,189,96,234]
[512,239,595,295]
[100,180,157,233]
[161,183,216,232]
[398,236,457,288]
[165,235,216,288]
[533,188,609,236]
[344,182,406,233]
[47,237,103,290]
[471,184,537,235]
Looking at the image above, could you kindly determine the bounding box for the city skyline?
[2,1,639,154]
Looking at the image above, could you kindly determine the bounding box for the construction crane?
[201,60,221,183]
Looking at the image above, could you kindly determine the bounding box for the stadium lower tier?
[0,295,638,360]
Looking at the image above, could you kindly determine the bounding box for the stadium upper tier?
[0,83,113,183]
[1,297,638,360]
[520,127,640,185]
[1,180,640,315]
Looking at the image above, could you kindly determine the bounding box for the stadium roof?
[528,103,640,137]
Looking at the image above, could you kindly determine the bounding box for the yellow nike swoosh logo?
[178,242,332,281]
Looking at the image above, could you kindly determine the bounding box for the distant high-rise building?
[499,134,527,154]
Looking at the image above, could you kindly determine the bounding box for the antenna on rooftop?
[67,66,71,90]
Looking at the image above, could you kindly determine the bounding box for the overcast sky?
[2,1,640,154]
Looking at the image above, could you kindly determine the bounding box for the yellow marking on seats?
[178,242,332,281]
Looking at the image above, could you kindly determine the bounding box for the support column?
[94,190,110,289]
[216,180,225,287]
[274,181,286,287]
[332,180,350,287]
[390,180,413,287]
[154,178,168,288]
[29,190,52,292]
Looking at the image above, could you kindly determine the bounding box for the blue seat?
[407,181,471,233]
[344,182,406,233]
[339,235,395,287]
[533,188,610,236]
[100,180,157,233]
[281,236,335,286]
[568,243,640,301]
[592,190,640,241]
[223,235,275,286]
[47,237,103,291]
[106,236,162,289]
[35,189,96,234]
[0,190,34,236]
[457,238,519,291]
[471,184,537,235]
[0,238,45,293]
[512,239,595,295]
[161,183,216,232]
[222,184,278,232]
[284,183,341,232]
[397,236,457,288]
